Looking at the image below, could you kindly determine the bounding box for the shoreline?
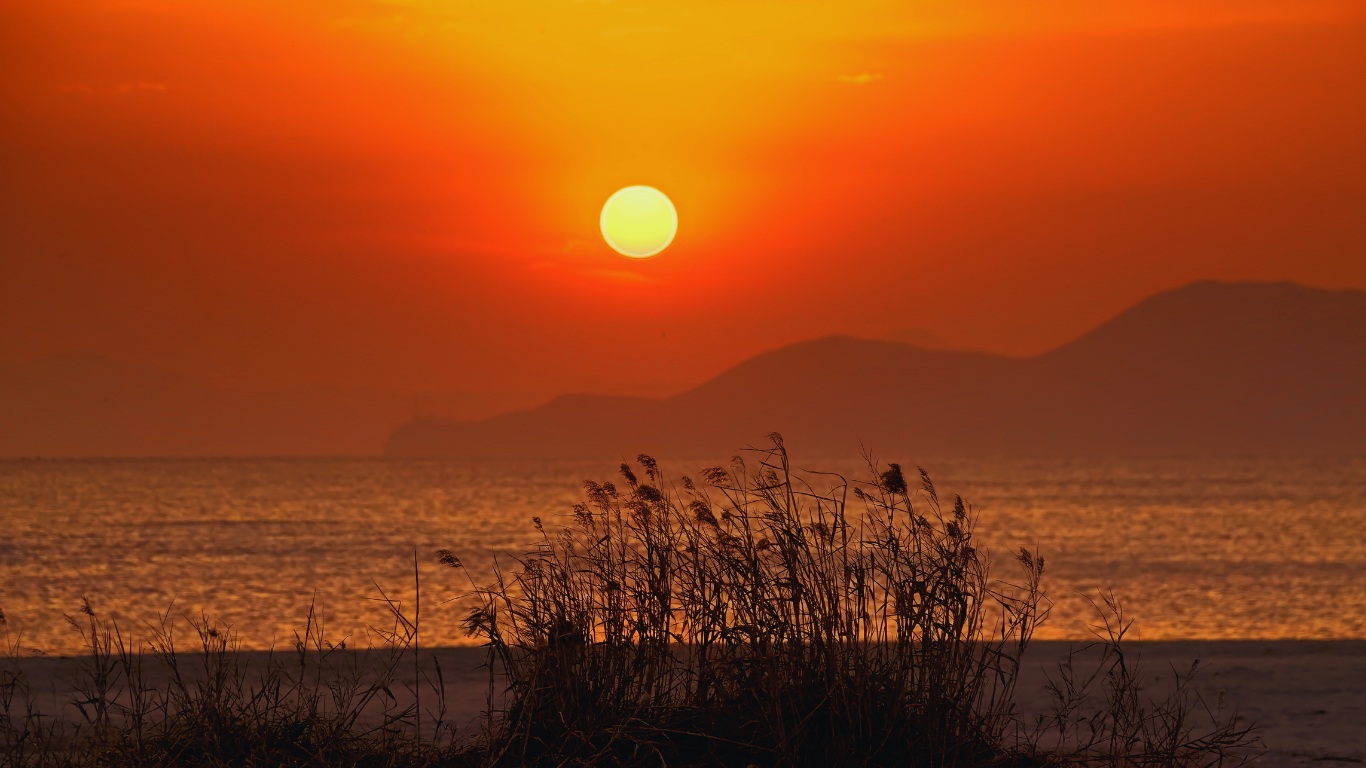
[6,640,1363,765]
[1016,640,1366,767]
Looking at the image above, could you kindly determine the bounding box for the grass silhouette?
[2,435,1259,766]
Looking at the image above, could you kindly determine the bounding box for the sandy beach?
[5,640,1362,765]
[1017,641,1366,767]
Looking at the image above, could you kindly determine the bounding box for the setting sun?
[600,186,678,258]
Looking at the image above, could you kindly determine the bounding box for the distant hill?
[385,281,1366,458]
[0,356,408,457]
[0,357,528,458]
[6,281,1362,459]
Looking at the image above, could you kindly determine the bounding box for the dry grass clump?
[451,436,1241,767]
[1,589,471,767]
[1021,592,1260,768]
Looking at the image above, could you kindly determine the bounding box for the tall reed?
[460,435,1048,766]
[1,579,464,766]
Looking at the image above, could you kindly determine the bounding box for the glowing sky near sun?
[1,0,1363,403]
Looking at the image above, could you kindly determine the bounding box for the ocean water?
[1,456,1364,655]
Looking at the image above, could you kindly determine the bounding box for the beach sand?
[1017,641,1366,767]
[5,641,1363,765]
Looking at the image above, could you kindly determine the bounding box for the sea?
[2,456,1364,656]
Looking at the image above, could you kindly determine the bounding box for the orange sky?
[2,0,1364,406]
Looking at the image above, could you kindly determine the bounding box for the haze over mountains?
[0,359,528,458]
[2,281,1362,458]
[387,281,1366,459]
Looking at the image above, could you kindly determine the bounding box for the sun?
[600,186,677,258]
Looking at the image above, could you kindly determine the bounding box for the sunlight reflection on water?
[2,456,1363,654]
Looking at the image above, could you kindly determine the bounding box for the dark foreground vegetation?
[3,437,1259,767]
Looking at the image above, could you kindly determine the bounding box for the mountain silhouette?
[385,281,1366,458]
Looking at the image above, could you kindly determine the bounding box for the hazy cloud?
[589,268,655,284]
[113,81,169,94]
[837,72,883,85]
[599,26,669,37]
[58,81,169,95]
